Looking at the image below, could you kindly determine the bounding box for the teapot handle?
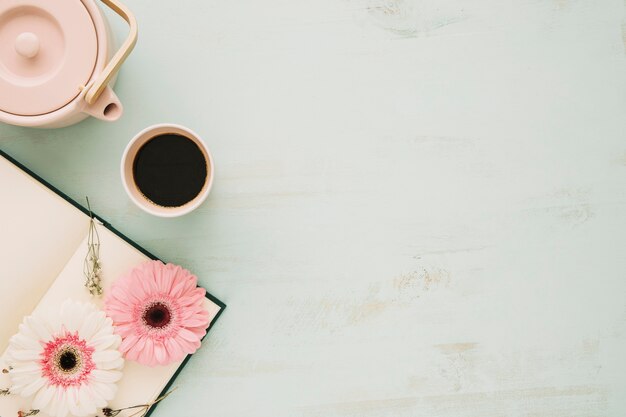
[84,0,138,105]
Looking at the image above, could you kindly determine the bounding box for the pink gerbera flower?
[104,260,210,367]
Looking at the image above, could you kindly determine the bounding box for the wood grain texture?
[1,0,625,415]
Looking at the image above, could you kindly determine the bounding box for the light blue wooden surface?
[1,0,626,416]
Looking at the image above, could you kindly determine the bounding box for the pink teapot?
[0,0,137,128]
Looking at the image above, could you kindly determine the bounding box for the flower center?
[58,350,78,372]
[142,302,171,328]
[41,332,95,387]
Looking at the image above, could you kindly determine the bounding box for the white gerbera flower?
[6,300,124,417]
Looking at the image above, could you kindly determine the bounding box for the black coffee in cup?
[132,133,208,207]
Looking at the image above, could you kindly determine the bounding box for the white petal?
[67,386,82,417]
[91,369,123,384]
[18,321,39,341]
[10,349,40,361]
[97,357,124,370]
[60,302,81,332]
[8,372,40,385]
[47,387,60,417]
[9,333,41,350]
[8,362,39,376]
[9,371,40,388]
[22,376,45,396]
[92,350,121,364]
[91,381,115,401]
[8,362,40,374]
[32,384,55,410]
[46,310,62,334]
[86,385,107,408]
[79,314,101,340]
[56,390,69,417]
[9,383,26,395]
[89,330,119,351]
[25,316,51,341]
[77,385,97,415]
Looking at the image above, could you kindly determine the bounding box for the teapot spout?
[82,86,123,122]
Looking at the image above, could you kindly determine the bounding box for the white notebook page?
[0,156,88,352]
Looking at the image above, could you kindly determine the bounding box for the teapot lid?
[0,0,98,116]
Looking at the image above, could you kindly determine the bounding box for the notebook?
[0,149,225,417]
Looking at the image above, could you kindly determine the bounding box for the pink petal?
[167,337,182,357]
[169,280,187,298]
[119,332,139,353]
[155,265,167,292]
[177,328,199,342]
[179,289,206,307]
[154,341,167,365]
[114,323,135,337]
[110,284,134,305]
[177,337,201,354]
[139,338,155,366]
[180,275,197,295]
[188,326,208,339]
[184,315,210,327]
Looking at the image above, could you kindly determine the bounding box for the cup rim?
[120,123,214,218]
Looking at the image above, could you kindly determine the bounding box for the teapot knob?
[15,32,40,59]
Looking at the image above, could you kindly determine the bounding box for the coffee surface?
[133,134,207,207]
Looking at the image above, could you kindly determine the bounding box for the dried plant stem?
[102,387,177,417]
[83,197,103,297]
